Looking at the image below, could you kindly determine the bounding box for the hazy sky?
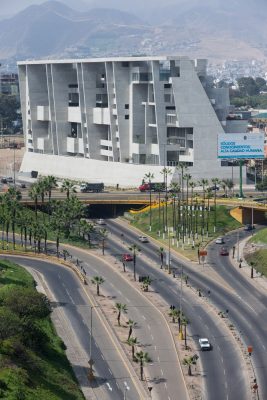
[0,0,177,16]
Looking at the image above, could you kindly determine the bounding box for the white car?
[97,218,105,225]
[215,237,224,244]
[138,235,149,243]
[199,338,211,351]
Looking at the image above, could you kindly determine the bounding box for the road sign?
[248,345,253,355]
[199,250,207,256]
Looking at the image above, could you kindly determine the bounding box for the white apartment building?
[18,55,242,186]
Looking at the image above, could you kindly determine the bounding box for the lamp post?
[179,265,183,339]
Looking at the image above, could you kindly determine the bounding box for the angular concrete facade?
[18,55,238,186]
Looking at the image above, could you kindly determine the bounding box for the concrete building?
[18,55,240,186]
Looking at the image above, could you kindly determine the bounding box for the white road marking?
[161,369,164,376]
[154,345,157,350]
[148,325,151,330]
[108,368,112,374]
[151,335,154,340]
[106,383,113,391]
[158,356,160,362]
[142,315,146,320]
[164,383,168,389]
[101,354,104,360]
[124,381,130,390]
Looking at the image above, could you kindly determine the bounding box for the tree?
[211,178,220,232]
[182,356,195,376]
[141,276,152,292]
[144,172,154,231]
[169,308,179,323]
[158,247,164,269]
[28,183,41,220]
[127,337,138,361]
[115,303,127,326]
[42,175,57,215]
[160,167,172,231]
[129,244,140,281]
[181,316,189,349]
[1,287,51,319]
[135,351,150,381]
[60,179,76,199]
[91,276,105,296]
[199,179,208,241]
[237,77,259,96]
[126,319,137,341]
[0,94,20,132]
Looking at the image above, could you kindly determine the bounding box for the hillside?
[0,0,267,64]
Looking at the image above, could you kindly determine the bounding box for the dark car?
[209,185,220,191]
[244,224,255,231]
[220,247,229,256]
[122,253,134,262]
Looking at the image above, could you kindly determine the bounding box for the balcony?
[100,139,112,147]
[67,137,77,153]
[100,148,113,157]
[68,107,81,123]
[37,106,50,121]
[93,108,110,125]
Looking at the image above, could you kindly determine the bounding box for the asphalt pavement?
[100,219,250,400]
[0,255,140,400]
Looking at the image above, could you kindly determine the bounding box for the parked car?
[1,177,7,184]
[122,253,134,262]
[96,218,105,225]
[209,185,220,191]
[215,237,224,244]
[199,338,211,351]
[6,177,13,183]
[138,236,149,243]
[244,224,255,231]
[220,247,229,256]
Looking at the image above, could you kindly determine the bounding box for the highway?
[96,219,250,400]
[207,228,267,399]
[57,247,189,400]
[0,255,140,400]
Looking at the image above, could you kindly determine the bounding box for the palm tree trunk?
[132,345,135,360]
[97,284,99,296]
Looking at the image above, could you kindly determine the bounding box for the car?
[215,237,224,244]
[138,235,149,243]
[96,218,105,225]
[209,185,220,191]
[244,224,255,231]
[6,177,13,183]
[199,338,211,351]
[220,247,229,256]
[1,177,7,184]
[122,253,134,262]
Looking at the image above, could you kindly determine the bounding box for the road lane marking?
[106,383,113,391]
[148,325,151,330]
[142,315,146,320]
[151,335,154,340]
[164,383,167,389]
[124,381,130,390]
[108,368,112,375]
[161,369,164,376]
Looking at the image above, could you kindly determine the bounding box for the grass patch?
[131,205,241,261]
[0,259,84,400]
[249,227,267,245]
[246,250,267,276]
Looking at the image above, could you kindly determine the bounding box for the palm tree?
[29,182,41,219]
[141,276,152,292]
[211,178,220,233]
[129,244,140,281]
[127,337,138,361]
[4,187,22,249]
[98,228,108,255]
[160,167,172,231]
[80,220,95,246]
[91,276,105,296]
[183,173,191,235]
[43,175,57,215]
[158,247,164,269]
[206,188,213,236]
[182,356,195,376]
[60,179,76,199]
[126,319,137,341]
[181,316,189,349]
[135,351,150,381]
[169,308,179,323]
[199,179,209,241]
[144,172,154,231]
[189,181,197,241]
[115,303,127,326]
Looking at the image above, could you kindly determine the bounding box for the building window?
[125,104,129,109]
[166,106,176,110]
[164,83,171,88]
[125,115,129,120]
[68,83,78,88]
[164,94,171,102]
[69,93,79,107]
[122,62,129,67]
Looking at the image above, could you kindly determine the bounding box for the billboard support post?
[239,160,244,198]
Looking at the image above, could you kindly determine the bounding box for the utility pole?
[88,306,95,382]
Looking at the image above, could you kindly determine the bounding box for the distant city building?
[0,72,19,97]
[18,56,240,186]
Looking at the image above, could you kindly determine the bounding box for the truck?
[139,182,165,192]
[80,182,104,193]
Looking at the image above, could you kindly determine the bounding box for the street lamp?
[179,265,183,339]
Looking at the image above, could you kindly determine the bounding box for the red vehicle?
[122,253,133,262]
[139,182,165,192]
[220,247,229,256]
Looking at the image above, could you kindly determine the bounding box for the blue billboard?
[218,133,264,159]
